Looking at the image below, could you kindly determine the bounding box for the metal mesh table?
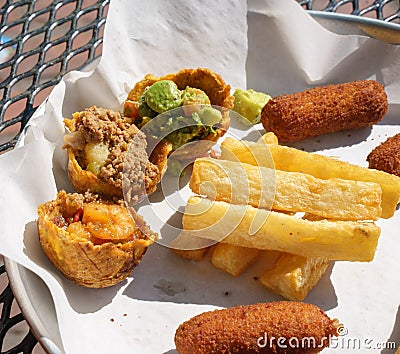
[0,0,399,353]
[301,0,399,21]
[0,1,109,352]
[0,0,109,153]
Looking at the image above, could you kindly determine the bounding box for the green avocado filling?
[138,93,157,119]
[144,80,183,113]
[233,88,271,124]
[132,80,222,150]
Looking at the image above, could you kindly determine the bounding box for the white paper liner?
[1,0,400,353]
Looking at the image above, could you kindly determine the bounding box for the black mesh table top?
[0,0,109,153]
[1,2,109,352]
[0,0,399,353]
[0,262,37,354]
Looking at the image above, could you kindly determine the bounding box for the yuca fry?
[221,137,400,218]
[259,253,330,301]
[302,213,326,221]
[170,232,212,262]
[190,158,382,220]
[182,196,380,262]
[257,132,279,145]
[211,243,261,276]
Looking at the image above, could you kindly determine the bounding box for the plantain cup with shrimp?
[123,68,234,160]
[37,190,156,288]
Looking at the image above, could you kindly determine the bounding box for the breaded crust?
[261,80,388,142]
[175,301,339,354]
[126,68,234,159]
[367,133,400,176]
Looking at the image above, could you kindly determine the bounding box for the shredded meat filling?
[63,106,159,201]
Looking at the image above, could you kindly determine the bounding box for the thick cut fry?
[171,246,210,262]
[211,243,261,276]
[257,132,279,145]
[190,158,382,220]
[170,232,212,262]
[259,253,330,301]
[302,213,325,221]
[221,137,400,218]
[182,196,380,262]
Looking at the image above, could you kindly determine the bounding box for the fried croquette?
[367,133,400,176]
[174,301,339,354]
[261,80,388,142]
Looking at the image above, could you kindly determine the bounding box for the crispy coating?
[367,133,400,176]
[175,301,339,354]
[261,80,388,142]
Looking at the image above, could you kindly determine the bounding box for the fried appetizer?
[37,191,155,288]
[63,106,167,202]
[175,301,339,354]
[170,232,212,262]
[182,196,380,262]
[190,158,382,220]
[260,254,330,301]
[123,68,234,160]
[367,133,400,176]
[221,137,400,218]
[261,80,388,142]
[211,243,261,277]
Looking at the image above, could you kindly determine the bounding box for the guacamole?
[143,107,218,151]
[132,80,222,151]
[198,106,222,126]
[143,80,183,114]
[182,87,210,115]
[233,89,271,124]
[138,94,157,119]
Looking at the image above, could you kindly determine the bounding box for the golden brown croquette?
[261,80,388,142]
[175,301,339,354]
[367,133,400,176]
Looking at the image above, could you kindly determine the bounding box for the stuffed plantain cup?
[37,191,156,288]
[123,68,234,160]
[63,106,170,201]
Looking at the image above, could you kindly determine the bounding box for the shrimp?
[82,203,136,242]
